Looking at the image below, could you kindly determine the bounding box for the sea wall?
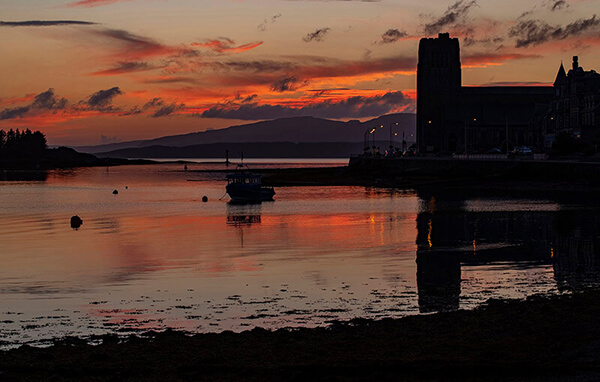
[348,156,600,181]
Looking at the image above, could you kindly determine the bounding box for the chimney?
[573,56,579,70]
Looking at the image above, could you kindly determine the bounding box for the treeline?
[0,129,47,159]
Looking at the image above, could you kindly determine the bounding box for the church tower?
[417,33,462,153]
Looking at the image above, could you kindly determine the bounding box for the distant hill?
[95,142,394,159]
[76,113,415,154]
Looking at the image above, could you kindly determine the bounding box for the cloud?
[257,13,282,31]
[143,97,165,109]
[90,61,155,76]
[548,0,568,11]
[140,76,199,84]
[0,87,188,123]
[270,76,308,92]
[0,106,30,120]
[181,55,416,90]
[84,87,123,109]
[209,60,294,73]
[152,103,185,117]
[423,0,478,35]
[0,88,67,120]
[0,20,96,27]
[463,35,504,48]
[31,88,68,110]
[140,97,185,117]
[302,27,331,42]
[191,38,263,54]
[66,0,131,7]
[86,28,178,60]
[509,15,600,48]
[201,91,411,120]
[377,29,408,44]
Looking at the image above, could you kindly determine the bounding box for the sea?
[1,159,599,348]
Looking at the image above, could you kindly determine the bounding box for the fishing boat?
[225,167,275,203]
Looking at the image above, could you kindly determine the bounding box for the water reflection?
[0,170,48,181]
[3,163,600,347]
[226,203,262,226]
[414,192,600,313]
[554,211,600,291]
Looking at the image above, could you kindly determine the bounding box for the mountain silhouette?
[75,113,415,154]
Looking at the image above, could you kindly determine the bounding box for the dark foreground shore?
[2,290,600,381]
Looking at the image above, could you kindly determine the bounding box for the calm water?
[1,162,599,348]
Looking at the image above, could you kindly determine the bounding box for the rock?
[113,190,118,195]
[70,215,83,229]
[202,196,208,202]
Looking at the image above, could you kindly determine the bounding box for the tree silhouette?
[0,128,47,161]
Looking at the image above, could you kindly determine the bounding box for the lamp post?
[372,125,383,153]
[464,118,476,159]
[364,128,376,154]
[389,122,398,152]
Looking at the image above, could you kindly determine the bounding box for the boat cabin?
[226,173,263,185]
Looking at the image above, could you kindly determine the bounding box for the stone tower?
[416,33,462,153]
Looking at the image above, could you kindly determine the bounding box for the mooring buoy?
[70,215,83,229]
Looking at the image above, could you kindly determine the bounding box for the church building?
[416,33,556,154]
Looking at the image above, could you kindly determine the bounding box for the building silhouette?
[417,33,558,154]
[538,57,600,148]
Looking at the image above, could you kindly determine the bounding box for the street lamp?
[464,118,476,158]
[389,122,398,152]
[363,128,371,153]
[372,125,383,152]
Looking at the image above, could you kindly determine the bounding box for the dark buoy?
[112,190,118,195]
[70,215,83,229]
[202,196,208,202]
[125,186,128,189]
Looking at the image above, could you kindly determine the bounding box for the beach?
[2,289,599,380]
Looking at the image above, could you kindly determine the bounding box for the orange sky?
[1,0,600,145]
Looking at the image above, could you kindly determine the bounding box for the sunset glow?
[2,0,600,145]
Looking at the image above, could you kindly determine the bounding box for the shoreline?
[1,289,600,380]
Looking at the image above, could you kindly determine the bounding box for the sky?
[1,0,600,146]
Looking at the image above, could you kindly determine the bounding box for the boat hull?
[226,184,275,203]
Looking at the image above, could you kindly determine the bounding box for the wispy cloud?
[191,38,263,54]
[270,76,308,92]
[90,61,156,76]
[548,0,569,12]
[302,27,331,42]
[65,0,131,8]
[201,91,411,120]
[509,15,600,48]
[163,54,416,93]
[423,0,478,35]
[0,20,96,27]
[377,29,408,44]
[86,28,178,60]
[141,97,185,117]
[257,13,282,32]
